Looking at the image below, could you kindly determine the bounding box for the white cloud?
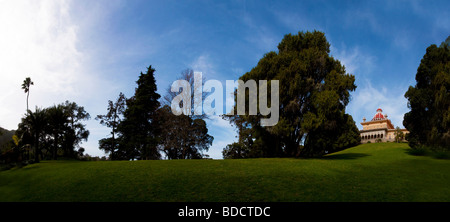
[205,115,237,159]
[239,10,279,57]
[206,140,231,160]
[0,0,119,157]
[208,115,234,129]
[347,81,410,130]
[190,54,216,77]
[0,0,83,128]
[330,44,409,130]
[330,44,376,76]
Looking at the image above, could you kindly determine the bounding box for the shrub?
[407,147,427,156]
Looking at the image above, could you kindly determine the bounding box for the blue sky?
[0,0,449,159]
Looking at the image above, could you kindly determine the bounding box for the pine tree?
[118,66,161,160]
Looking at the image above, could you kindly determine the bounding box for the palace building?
[360,108,409,143]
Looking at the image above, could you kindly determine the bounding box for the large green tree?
[224,31,359,158]
[118,66,161,160]
[46,105,68,160]
[403,36,450,150]
[61,101,90,158]
[156,69,214,159]
[155,105,213,159]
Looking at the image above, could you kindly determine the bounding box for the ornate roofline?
[360,119,395,129]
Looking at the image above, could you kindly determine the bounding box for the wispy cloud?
[0,0,121,157]
[330,44,376,77]
[239,9,279,57]
[346,9,383,34]
[331,43,408,129]
[0,0,84,128]
[205,115,237,159]
[190,54,216,78]
[347,81,409,130]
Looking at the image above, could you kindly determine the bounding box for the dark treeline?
[403,36,450,152]
[1,101,90,165]
[0,77,87,165]
[97,67,213,160]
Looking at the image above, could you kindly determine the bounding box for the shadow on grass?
[21,164,41,170]
[322,153,370,160]
[405,148,450,159]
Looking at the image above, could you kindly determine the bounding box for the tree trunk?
[26,91,30,111]
[34,133,40,163]
[111,129,115,160]
[53,134,58,160]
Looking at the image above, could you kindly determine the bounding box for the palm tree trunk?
[26,91,30,111]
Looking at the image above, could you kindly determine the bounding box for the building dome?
[372,108,386,121]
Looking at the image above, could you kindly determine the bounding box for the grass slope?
[0,143,449,202]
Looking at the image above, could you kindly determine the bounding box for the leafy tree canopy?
[224,31,359,158]
[404,36,450,150]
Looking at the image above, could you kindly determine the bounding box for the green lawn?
[0,143,449,202]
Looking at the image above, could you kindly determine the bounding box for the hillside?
[0,143,449,202]
[0,127,15,150]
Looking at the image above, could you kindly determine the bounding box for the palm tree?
[23,107,47,163]
[21,77,34,111]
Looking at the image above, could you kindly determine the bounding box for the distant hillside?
[0,127,15,150]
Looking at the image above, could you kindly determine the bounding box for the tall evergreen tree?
[403,36,450,150]
[118,66,161,160]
